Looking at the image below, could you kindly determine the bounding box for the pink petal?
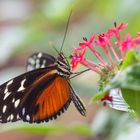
[70,49,86,70]
[89,34,95,43]
[118,22,128,30]
[137,32,140,36]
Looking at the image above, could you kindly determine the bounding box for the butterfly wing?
[0,66,57,123]
[0,53,86,123]
[26,52,56,71]
[20,75,86,123]
[20,75,71,123]
[69,84,86,116]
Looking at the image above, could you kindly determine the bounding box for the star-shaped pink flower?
[70,48,86,70]
[116,33,135,53]
[79,34,95,49]
[95,34,110,48]
[108,22,128,39]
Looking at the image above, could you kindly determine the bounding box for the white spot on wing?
[7,116,10,121]
[7,80,13,86]
[14,99,20,108]
[36,59,40,68]
[26,115,30,121]
[12,98,15,103]
[4,92,11,100]
[28,58,35,65]
[36,59,40,64]
[22,108,25,115]
[2,105,7,113]
[4,88,8,94]
[17,79,26,92]
[4,80,13,99]
[41,60,46,68]
[10,114,14,120]
[38,53,42,58]
[17,114,20,119]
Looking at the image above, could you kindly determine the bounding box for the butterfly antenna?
[53,45,60,54]
[60,9,73,53]
[49,41,60,55]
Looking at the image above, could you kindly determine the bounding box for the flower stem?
[88,45,111,70]
[85,59,100,67]
[81,60,104,76]
[102,46,115,67]
[108,42,120,62]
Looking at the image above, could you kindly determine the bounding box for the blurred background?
[0,0,140,140]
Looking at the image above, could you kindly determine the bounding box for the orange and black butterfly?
[0,12,86,123]
[0,51,86,123]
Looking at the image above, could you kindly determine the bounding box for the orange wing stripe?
[33,76,70,120]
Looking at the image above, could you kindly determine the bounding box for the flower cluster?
[70,23,140,75]
[70,22,140,103]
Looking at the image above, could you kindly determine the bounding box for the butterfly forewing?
[0,66,57,123]
[27,52,56,71]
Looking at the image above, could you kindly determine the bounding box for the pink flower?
[108,22,128,39]
[79,34,95,48]
[133,36,140,44]
[70,48,86,70]
[137,32,140,36]
[101,93,113,102]
[130,32,140,44]
[116,33,135,53]
[95,34,110,48]
[70,22,138,73]
[70,21,140,112]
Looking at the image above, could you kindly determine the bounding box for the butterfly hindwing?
[26,52,56,71]
[0,66,57,123]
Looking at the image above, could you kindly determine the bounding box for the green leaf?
[121,88,140,116]
[120,50,139,70]
[97,63,140,118]
[92,51,139,102]
[108,63,140,91]
[92,91,107,102]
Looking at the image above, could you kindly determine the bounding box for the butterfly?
[0,51,86,123]
[0,10,87,123]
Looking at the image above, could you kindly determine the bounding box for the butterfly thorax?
[56,52,71,78]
